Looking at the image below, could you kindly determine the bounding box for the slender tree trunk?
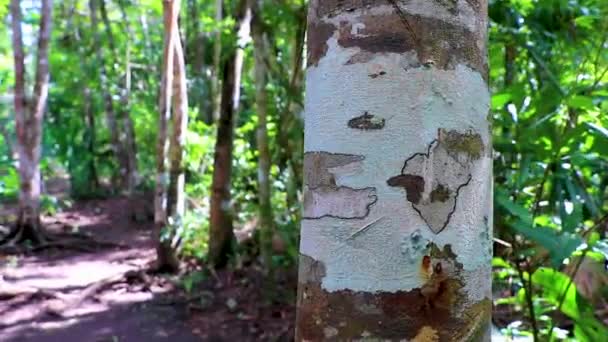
[251,3,274,267]
[101,0,138,194]
[296,1,492,340]
[186,0,210,123]
[89,0,127,191]
[7,0,53,244]
[83,86,100,193]
[207,0,251,267]
[155,0,181,272]
[210,0,223,123]
[283,5,306,216]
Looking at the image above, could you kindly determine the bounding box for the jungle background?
[0,0,607,341]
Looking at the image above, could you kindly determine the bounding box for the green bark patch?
[440,129,485,160]
[430,184,451,203]
[388,129,483,234]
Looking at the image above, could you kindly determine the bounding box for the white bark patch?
[301,31,491,297]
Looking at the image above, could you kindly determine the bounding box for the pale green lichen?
[440,129,484,160]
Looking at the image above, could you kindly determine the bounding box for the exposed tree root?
[0,226,127,254]
[0,282,65,302]
[44,269,150,317]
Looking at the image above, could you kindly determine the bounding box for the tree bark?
[209,0,223,123]
[186,0,210,124]
[251,2,274,267]
[207,0,251,268]
[296,1,492,340]
[8,0,53,244]
[155,0,181,272]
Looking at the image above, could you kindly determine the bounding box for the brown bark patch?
[347,112,385,130]
[296,245,489,340]
[387,174,424,204]
[336,12,487,81]
[296,261,487,340]
[307,20,336,67]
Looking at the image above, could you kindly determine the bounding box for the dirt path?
[0,197,201,342]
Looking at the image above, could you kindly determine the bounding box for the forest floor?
[0,195,295,342]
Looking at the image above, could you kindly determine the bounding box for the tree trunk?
[251,3,274,268]
[101,0,138,195]
[186,0,210,124]
[295,1,492,341]
[83,86,100,193]
[89,0,128,191]
[155,0,181,272]
[8,0,53,244]
[207,0,251,268]
[209,0,223,123]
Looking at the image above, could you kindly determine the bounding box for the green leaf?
[495,190,533,225]
[511,220,582,267]
[532,268,608,341]
[492,92,512,109]
[567,96,595,110]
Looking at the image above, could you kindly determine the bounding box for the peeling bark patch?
[347,112,386,130]
[307,20,337,67]
[303,152,377,219]
[304,186,377,219]
[388,129,484,234]
[298,253,327,283]
[336,12,487,81]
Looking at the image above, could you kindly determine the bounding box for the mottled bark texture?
[207,0,251,268]
[7,0,53,244]
[154,0,184,273]
[252,3,275,268]
[296,0,492,340]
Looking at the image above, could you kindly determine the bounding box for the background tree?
[207,0,252,267]
[3,0,53,245]
[154,0,187,273]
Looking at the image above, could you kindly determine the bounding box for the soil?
[0,196,296,342]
